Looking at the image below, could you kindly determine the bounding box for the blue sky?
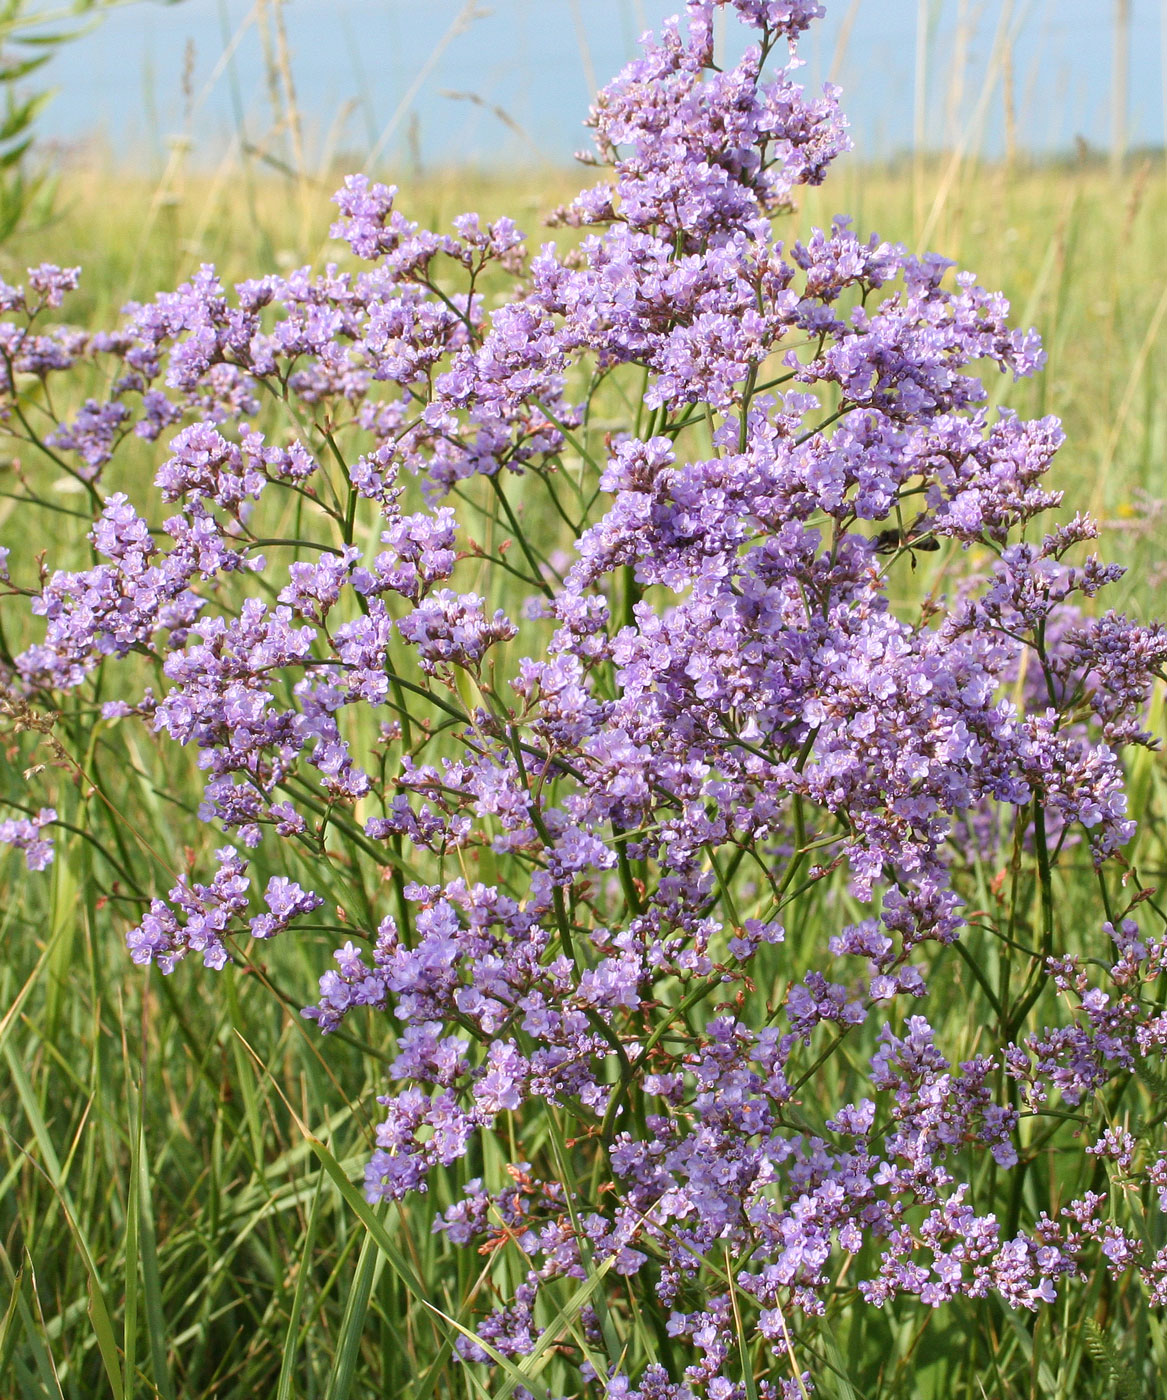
[32,0,1167,170]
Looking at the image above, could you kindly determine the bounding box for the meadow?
[4,47,1167,1400]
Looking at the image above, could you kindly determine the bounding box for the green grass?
[3,153,1167,1398]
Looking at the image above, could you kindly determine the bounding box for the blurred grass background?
[4,3,1167,1397]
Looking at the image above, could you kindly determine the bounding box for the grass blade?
[275,1165,327,1400]
[323,1226,382,1400]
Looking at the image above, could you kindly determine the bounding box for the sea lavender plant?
[4,2,1167,1394]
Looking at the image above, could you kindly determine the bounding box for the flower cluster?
[0,806,56,871]
[3,1,1167,1395]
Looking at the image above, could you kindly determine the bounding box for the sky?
[27,0,1167,172]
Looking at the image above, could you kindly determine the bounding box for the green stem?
[488,474,555,599]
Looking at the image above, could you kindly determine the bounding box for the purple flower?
[4,0,1164,1389]
[396,591,517,674]
[0,807,56,871]
[249,876,324,940]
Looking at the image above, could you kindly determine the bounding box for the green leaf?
[275,1167,327,1400]
[323,1227,382,1400]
